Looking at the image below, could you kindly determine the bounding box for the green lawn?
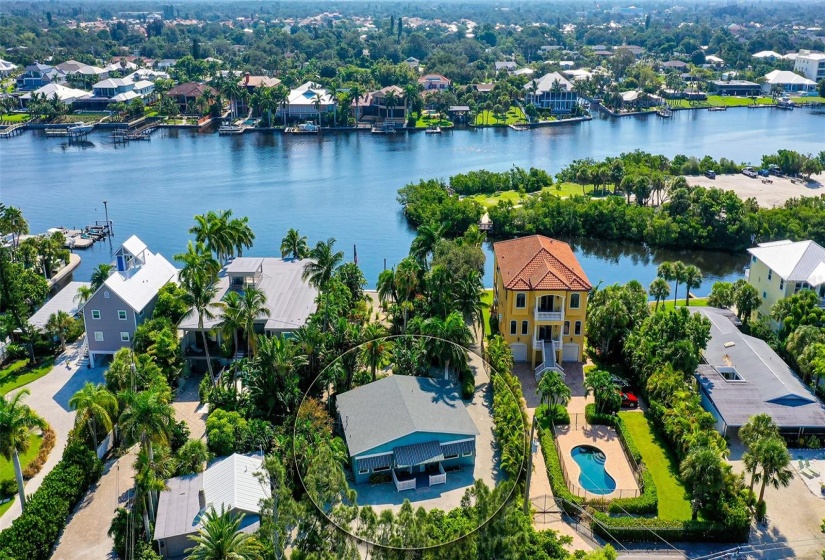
[482,290,493,336]
[474,107,527,126]
[1,113,30,123]
[619,412,696,521]
[0,358,55,396]
[414,114,452,128]
[652,297,708,312]
[0,434,43,482]
[469,182,618,208]
[666,96,775,109]
[0,498,14,517]
[795,96,825,105]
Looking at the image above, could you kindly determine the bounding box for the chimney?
[244,72,250,85]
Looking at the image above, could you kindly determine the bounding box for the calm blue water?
[1,108,821,292]
[571,444,617,495]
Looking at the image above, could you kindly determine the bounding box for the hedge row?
[608,415,657,515]
[491,372,528,480]
[584,402,617,426]
[536,421,584,515]
[22,426,56,480]
[536,403,569,426]
[0,442,103,560]
[592,512,749,543]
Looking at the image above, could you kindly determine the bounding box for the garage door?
[510,343,528,362]
[562,343,579,362]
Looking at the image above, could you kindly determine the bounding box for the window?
[762,291,767,299]
[563,321,570,335]
[752,256,757,263]
[444,452,459,460]
[120,332,130,342]
[515,293,526,308]
[91,310,101,320]
[358,466,369,475]
[94,331,104,342]
[574,321,582,336]
[104,291,110,299]
[118,310,128,321]
[510,320,517,335]
[768,269,773,281]
[462,450,473,457]
[521,320,529,335]
[372,465,390,472]
[570,293,580,309]
[779,279,784,290]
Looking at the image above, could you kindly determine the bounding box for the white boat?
[371,122,396,134]
[218,124,243,135]
[286,122,320,134]
[425,126,442,134]
[67,123,94,135]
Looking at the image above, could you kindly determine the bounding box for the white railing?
[392,469,416,491]
[429,463,447,486]
[535,309,564,322]
[96,432,114,459]
[534,340,565,380]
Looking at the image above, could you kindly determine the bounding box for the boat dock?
[60,221,113,249]
[0,122,26,139]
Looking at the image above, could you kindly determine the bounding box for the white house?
[761,70,817,94]
[524,72,578,113]
[92,76,155,101]
[19,83,93,106]
[0,59,18,77]
[278,82,335,120]
[752,50,783,60]
[794,50,825,83]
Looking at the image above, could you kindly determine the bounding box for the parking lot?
[684,172,824,208]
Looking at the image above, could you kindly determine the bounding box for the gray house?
[337,376,479,490]
[524,72,578,114]
[154,453,269,559]
[82,236,178,367]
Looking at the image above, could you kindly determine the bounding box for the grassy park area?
[667,95,776,109]
[468,182,616,208]
[619,412,696,521]
[653,297,709,312]
[414,113,452,129]
[0,113,30,123]
[473,107,527,126]
[0,358,55,395]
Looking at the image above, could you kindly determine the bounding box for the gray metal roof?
[394,440,444,468]
[153,473,203,540]
[694,307,825,429]
[27,281,90,331]
[336,376,479,457]
[747,240,825,283]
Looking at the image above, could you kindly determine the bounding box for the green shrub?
[206,409,249,456]
[369,472,392,485]
[585,402,617,426]
[536,403,570,426]
[536,422,584,514]
[0,478,17,498]
[0,442,102,560]
[461,376,475,400]
[755,499,767,522]
[591,512,749,543]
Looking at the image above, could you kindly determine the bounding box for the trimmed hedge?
[0,441,103,560]
[536,421,584,514]
[608,415,657,515]
[535,403,569,426]
[585,402,617,426]
[22,426,56,480]
[592,512,749,543]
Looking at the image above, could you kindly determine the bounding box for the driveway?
[172,374,208,440]
[0,339,105,530]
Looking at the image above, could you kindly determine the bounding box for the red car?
[621,391,639,409]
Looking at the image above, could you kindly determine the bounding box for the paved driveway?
[0,340,105,530]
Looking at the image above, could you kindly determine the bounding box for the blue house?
[336,376,479,491]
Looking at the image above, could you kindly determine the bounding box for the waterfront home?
[177,257,318,362]
[492,235,591,374]
[91,76,155,103]
[19,83,93,107]
[337,376,479,489]
[524,72,578,114]
[418,74,451,91]
[166,82,217,112]
[354,85,405,122]
[16,63,61,90]
[278,82,335,122]
[793,50,825,82]
[709,80,761,97]
[81,236,178,367]
[745,240,825,326]
[0,59,17,78]
[237,73,282,114]
[619,90,663,109]
[761,70,817,94]
[693,307,825,439]
[154,453,268,559]
[156,58,178,71]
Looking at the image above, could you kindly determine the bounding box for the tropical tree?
[682,265,703,306]
[74,284,95,306]
[280,228,309,260]
[0,390,46,509]
[238,287,269,358]
[583,369,621,414]
[180,273,221,381]
[733,280,761,326]
[658,260,686,306]
[175,240,220,288]
[376,268,397,307]
[359,323,392,380]
[680,446,725,521]
[0,205,29,248]
[119,389,174,464]
[410,222,449,267]
[454,270,488,349]
[754,436,793,505]
[302,238,344,290]
[537,370,571,407]
[420,311,473,379]
[739,413,780,492]
[246,335,307,420]
[69,382,118,450]
[649,277,671,311]
[175,439,212,476]
[217,291,244,358]
[90,263,114,291]
[45,310,75,351]
[187,505,263,560]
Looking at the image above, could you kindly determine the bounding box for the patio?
[790,448,825,499]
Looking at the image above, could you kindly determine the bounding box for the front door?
[538,326,559,341]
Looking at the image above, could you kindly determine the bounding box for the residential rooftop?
[494,235,591,291]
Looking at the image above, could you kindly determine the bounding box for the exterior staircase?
[535,340,565,381]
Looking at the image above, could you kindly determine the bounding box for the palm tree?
[69,382,118,450]
[74,284,95,306]
[422,311,473,380]
[0,206,29,248]
[680,446,725,521]
[302,238,344,290]
[226,214,255,257]
[90,263,114,290]
[119,389,174,464]
[658,260,686,306]
[410,222,449,267]
[454,270,488,348]
[238,287,269,358]
[45,310,75,351]
[180,275,221,381]
[246,335,307,420]
[175,240,220,288]
[682,265,703,306]
[0,390,46,509]
[649,278,671,311]
[384,90,399,121]
[537,370,571,408]
[273,84,289,126]
[280,228,309,260]
[217,291,244,357]
[312,92,323,125]
[402,83,420,120]
[360,323,392,380]
[376,268,397,307]
[349,84,364,122]
[186,505,263,560]
[754,436,793,504]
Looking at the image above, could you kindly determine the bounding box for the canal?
[1,107,821,292]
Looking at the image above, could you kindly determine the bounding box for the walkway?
[172,374,208,440]
[0,339,105,530]
[51,447,137,560]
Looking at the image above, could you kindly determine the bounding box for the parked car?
[742,167,758,178]
[704,170,716,179]
[757,169,770,177]
[621,391,639,409]
[612,375,631,389]
[768,164,784,176]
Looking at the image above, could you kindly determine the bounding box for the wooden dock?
[0,122,25,138]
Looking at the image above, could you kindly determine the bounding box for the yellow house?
[492,235,592,376]
[746,239,825,326]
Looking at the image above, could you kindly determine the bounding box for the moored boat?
[67,123,94,135]
[425,125,441,134]
[218,124,243,135]
[285,122,320,134]
[371,122,397,134]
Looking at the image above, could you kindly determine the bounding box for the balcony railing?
[429,463,447,486]
[392,469,416,492]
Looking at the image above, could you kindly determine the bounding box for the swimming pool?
[571,445,616,495]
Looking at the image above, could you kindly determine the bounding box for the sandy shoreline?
[684,173,824,208]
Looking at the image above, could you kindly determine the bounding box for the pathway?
[172,374,208,440]
[51,447,137,560]
[0,339,105,530]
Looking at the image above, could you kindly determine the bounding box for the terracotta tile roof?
[167,82,217,98]
[494,235,591,291]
